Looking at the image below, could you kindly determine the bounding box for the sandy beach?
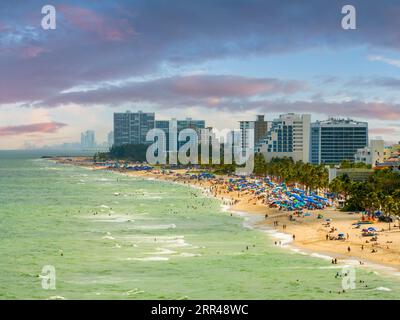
[54,157,400,271]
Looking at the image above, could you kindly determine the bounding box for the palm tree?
[364,192,380,214]
[383,195,395,230]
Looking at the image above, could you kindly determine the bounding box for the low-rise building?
[354,139,385,167]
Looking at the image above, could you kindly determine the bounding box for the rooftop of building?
[312,117,368,126]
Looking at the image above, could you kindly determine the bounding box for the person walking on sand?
[347,246,351,253]
[292,234,296,241]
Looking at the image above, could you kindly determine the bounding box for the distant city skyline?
[1,1,400,149]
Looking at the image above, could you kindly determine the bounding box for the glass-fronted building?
[240,115,270,151]
[113,111,155,146]
[310,118,368,165]
[155,118,206,150]
[258,113,311,163]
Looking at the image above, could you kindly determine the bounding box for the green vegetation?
[94,144,148,162]
[252,154,329,191]
[330,169,400,215]
[340,159,372,169]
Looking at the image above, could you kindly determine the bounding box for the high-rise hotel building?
[258,113,311,163]
[80,130,96,149]
[156,118,206,150]
[240,115,270,150]
[113,111,155,146]
[310,118,368,165]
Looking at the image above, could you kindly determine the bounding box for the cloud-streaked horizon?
[0,122,67,136]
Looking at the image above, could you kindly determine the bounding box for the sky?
[1,0,400,149]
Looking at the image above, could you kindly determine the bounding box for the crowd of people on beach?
[176,173,334,213]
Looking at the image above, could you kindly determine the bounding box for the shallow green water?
[0,152,399,299]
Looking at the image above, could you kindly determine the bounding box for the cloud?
[1,0,400,106]
[34,75,305,107]
[23,72,399,121]
[21,45,47,58]
[0,122,67,136]
[59,4,135,41]
[368,55,400,68]
[211,99,400,121]
[347,76,400,90]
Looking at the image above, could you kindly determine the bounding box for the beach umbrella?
[292,194,303,201]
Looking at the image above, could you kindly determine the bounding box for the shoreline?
[51,157,400,276]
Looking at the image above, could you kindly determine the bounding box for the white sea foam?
[47,296,66,300]
[95,217,134,223]
[123,288,145,296]
[121,235,184,241]
[132,224,176,230]
[128,257,169,261]
[179,253,201,257]
[146,248,177,255]
[102,235,115,240]
[375,286,391,292]
[310,253,334,261]
[290,248,308,255]
[164,238,191,248]
[220,205,230,212]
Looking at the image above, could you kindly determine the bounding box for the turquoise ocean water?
[0,151,399,299]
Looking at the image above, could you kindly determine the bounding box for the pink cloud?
[0,122,67,136]
[59,5,135,41]
[170,75,304,97]
[0,22,7,32]
[21,46,47,59]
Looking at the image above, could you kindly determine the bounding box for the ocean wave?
[123,288,145,296]
[127,257,169,262]
[102,235,115,240]
[178,253,201,257]
[46,296,66,300]
[132,224,176,230]
[146,248,177,255]
[374,287,392,292]
[95,217,134,223]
